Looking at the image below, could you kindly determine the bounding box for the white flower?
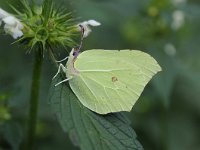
[164,43,176,57]
[0,8,23,39]
[0,8,9,26]
[0,8,10,19]
[171,10,185,30]
[78,19,101,38]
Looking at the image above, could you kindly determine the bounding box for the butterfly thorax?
[66,48,80,77]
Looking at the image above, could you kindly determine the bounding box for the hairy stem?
[26,51,43,149]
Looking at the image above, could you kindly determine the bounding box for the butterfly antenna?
[78,25,85,52]
[72,25,85,59]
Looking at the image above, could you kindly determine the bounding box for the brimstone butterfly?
[54,48,161,114]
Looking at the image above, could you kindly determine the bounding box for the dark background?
[0,0,200,150]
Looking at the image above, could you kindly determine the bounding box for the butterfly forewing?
[68,50,161,114]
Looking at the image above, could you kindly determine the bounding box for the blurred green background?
[0,0,200,150]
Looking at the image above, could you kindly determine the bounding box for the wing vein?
[85,75,131,111]
[79,75,99,112]
[80,69,131,72]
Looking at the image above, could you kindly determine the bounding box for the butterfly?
[53,48,161,114]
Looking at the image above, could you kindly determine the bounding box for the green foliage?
[49,75,143,150]
[0,93,11,123]
[0,93,22,150]
[0,122,22,150]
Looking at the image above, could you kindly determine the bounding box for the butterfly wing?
[68,50,161,114]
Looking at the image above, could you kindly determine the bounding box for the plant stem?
[26,51,43,149]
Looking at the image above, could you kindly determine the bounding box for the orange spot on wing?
[112,76,118,82]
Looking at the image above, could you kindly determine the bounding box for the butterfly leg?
[55,76,73,87]
[56,56,69,63]
[53,64,67,79]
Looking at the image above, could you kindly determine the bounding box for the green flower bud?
[12,0,79,55]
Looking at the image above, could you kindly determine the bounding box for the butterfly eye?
[73,51,76,56]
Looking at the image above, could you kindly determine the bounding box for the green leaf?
[49,75,143,150]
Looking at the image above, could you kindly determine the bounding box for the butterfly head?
[67,48,80,76]
[70,47,80,60]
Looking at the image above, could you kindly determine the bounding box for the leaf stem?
[26,51,43,149]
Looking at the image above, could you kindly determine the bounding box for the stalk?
[26,50,43,149]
